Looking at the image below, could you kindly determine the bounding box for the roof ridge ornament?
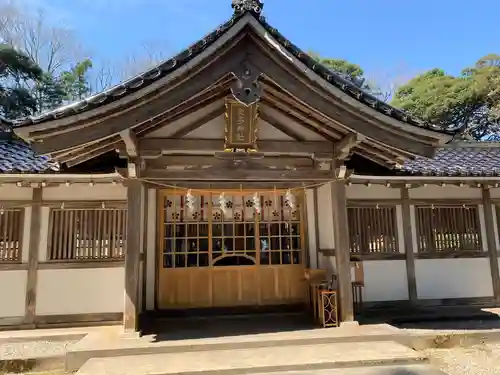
[231,0,264,17]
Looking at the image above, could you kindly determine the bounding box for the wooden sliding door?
[157,190,307,309]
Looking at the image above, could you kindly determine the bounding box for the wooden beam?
[137,168,335,181]
[401,187,417,303]
[120,129,139,157]
[259,109,306,142]
[134,138,333,156]
[145,155,314,170]
[335,133,366,159]
[170,106,225,138]
[30,46,247,155]
[23,188,42,325]
[482,187,500,304]
[124,180,145,333]
[330,178,355,322]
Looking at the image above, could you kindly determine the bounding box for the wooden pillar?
[401,188,417,303]
[482,187,500,303]
[330,180,354,322]
[124,180,145,333]
[24,187,42,325]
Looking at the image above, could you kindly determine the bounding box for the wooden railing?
[415,205,482,253]
[47,208,127,261]
[347,206,399,253]
[0,209,23,262]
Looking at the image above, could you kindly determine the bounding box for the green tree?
[310,52,388,100]
[0,43,43,118]
[392,54,500,140]
[59,59,93,102]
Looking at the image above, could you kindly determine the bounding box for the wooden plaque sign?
[224,98,258,150]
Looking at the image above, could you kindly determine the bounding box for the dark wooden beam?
[259,109,306,142]
[170,107,225,138]
[335,133,366,160]
[120,129,139,157]
[482,187,500,304]
[136,168,335,181]
[330,179,355,322]
[134,138,333,156]
[145,155,314,170]
[30,46,247,155]
[24,188,42,326]
[401,188,417,303]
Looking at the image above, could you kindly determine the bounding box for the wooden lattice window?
[415,205,482,253]
[161,192,303,268]
[347,205,399,253]
[48,208,127,261]
[0,209,23,262]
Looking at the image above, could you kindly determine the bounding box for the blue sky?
[28,0,500,86]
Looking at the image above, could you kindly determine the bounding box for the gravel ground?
[423,344,500,375]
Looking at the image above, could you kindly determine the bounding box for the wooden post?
[330,180,354,322]
[401,188,417,303]
[124,180,145,333]
[482,187,500,303]
[24,188,42,325]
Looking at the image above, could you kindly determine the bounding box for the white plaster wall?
[36,268,124,315]
[42,184,126,201]
[346,185,400,200]
[0,270,27,317]
[415,259,493,299]
[305,189,318,269]
[362,260,409,302]
[410,186,481,200]
[0,185,32,200]
[489,188,500,199]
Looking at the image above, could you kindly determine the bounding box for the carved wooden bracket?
[230,62,262,106]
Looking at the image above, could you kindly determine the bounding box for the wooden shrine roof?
[6,0,463,170]
[8,4,457,135]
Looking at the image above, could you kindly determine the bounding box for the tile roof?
[399,143,500,176]
[7,2,460,136]
[0,138,59,173]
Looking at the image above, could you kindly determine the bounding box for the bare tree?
[366,62,422,103]
[0,1,82,75]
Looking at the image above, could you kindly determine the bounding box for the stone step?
[0,339,77,373]
[226,366,448,375]
[76,341,428,375]
[67,324,405,371]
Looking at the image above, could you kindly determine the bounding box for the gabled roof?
[9,1,457,136]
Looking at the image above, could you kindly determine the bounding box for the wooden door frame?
[154,188,309,310]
